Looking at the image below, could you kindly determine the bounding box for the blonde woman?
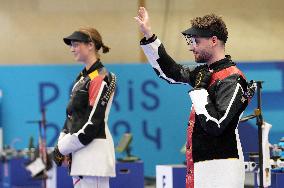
[53,27,116,188]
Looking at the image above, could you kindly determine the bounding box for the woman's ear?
[88,42,95,50]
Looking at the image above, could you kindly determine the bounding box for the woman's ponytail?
[101,43,110,53]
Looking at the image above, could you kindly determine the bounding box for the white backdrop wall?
[0,0,283,64]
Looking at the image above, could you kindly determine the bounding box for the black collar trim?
[209,55,235,72]
[81,59,104,76]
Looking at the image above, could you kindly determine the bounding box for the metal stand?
[27,108,47,188]
[240,81,264,188]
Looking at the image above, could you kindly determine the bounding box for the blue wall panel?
[0,62,283,176]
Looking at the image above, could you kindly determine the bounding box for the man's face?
[185,36,213,63]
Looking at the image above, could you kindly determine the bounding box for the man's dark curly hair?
[191,14,228,43]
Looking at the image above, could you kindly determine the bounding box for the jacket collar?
[81,59,104,76]
[209,55,235,72]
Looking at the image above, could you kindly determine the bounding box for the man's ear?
[211,36,218,47]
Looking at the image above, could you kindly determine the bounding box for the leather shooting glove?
[194,68,212,89]
[53,145,64,167]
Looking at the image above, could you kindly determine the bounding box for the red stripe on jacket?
[88,75,104,106]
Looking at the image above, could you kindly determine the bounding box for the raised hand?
[134,7,153,39]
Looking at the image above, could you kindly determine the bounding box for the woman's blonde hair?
[79,26,110,53]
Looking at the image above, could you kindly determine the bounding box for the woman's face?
[70,41,92,62]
